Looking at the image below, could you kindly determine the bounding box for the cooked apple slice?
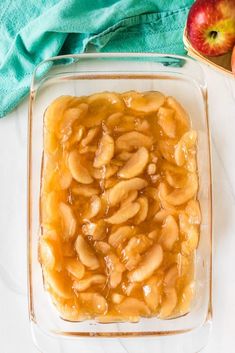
[122,91,165,113]
[107,177,147,206]
[118,147,149,179]
[116,131,152,151]
[93,134,114,168]
[68,149,93,184]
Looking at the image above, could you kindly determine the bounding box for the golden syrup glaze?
[39,91,200,322]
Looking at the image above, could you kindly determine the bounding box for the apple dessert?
[40,91,201,322]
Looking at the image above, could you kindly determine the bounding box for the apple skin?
[187,0,235,56]
[231,45,235,75]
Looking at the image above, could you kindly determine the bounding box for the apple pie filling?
[40,91,201,322]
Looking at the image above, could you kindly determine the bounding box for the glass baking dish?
[28,53,212,353]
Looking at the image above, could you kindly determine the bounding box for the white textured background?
[0,63,235,353]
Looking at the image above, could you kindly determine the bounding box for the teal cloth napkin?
[0,0,193,118]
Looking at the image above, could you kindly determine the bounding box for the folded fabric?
[0,0,193,118]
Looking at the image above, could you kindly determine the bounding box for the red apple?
[187,0,235,56]
[232,45,235,75]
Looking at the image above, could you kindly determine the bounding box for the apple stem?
[209,31,218,39]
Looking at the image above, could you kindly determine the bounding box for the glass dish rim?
[27,52,213,338]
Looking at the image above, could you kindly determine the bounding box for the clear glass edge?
[30,53,207,92]
[27,53,212,338]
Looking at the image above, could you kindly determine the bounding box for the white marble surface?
[0,62,235,353]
